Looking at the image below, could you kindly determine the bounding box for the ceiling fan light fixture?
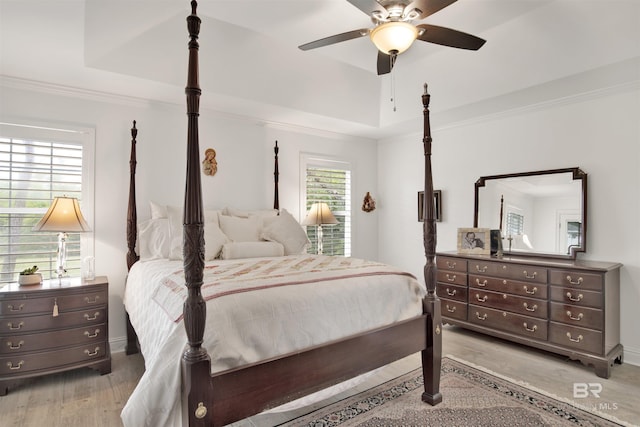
[370,21,418,54]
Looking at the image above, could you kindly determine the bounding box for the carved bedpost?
[125,120,141,355]
[182,1,213,425]
[420,83,443,405]
[274,140,280,211]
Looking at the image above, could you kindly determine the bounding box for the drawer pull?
[84,296,100,304]
[523,270,537,279]
[84,329,100,339]
[475,278,487,287]
[446,288,457,296]
[475,312,488,321]
[7,321,24,330]
[566,275,583,285]
[566,311,584,321]
[446,305,457,313]
[523,322,537,332]
[8,304,24,312]
[523,303,538,312]
[566,332,584,343]
[84,312,100,321]
[475,294,488,303]
[84,347,100,357]
[445,261,456,269]
[566,292,583,302]
[7,360,24,370]
[523,286,537,295]
[445,274,457,282]
[7,340,24,350]
[474,265,488,273]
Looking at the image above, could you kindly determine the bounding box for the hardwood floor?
[1,325,638,426]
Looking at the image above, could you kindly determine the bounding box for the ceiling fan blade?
[417,24,486,50]
[408,0,458,19]
[298,28,369,51]
[377,51,397,75]
[347,0,388,19]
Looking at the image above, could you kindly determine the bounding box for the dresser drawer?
[470,289,548,319]
[1,308,107,334]
[549,287,602,309]
[436,270,467,287]
[469,274,548,299]
[441,299,467,321]
[549,322,602,354]
[436,256,466,273]
[0,342,108,376]
[549,303,603,330]
[548,270,603,291]
[467,260,547,284]
[469,305,548,340]
[0,289,107,316]
[0,323,107,354]
[436,283,467,302]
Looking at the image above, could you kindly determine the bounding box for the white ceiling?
[1,0,639,139]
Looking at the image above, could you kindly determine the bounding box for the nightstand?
[0,276,111,395]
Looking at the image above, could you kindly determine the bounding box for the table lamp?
[302,202,338,255]
[33,196,91,279]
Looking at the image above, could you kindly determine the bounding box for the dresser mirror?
[474,167,587,259]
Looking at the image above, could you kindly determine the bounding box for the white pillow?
[221,241,284,260]
[204,221,230,261]
[138,218,171,260]
[149,201,168,219]
[261,209,310,255]
[219,214,262,242]
[223,207,279,219]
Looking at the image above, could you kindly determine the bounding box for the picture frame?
[418,190,442,222]
[457,227,491,255]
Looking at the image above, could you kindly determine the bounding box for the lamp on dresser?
[32,196,90,280]
[302,202,339,255]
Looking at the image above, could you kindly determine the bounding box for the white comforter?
[121,255,425,427]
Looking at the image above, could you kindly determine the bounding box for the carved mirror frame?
[474,167,587,259]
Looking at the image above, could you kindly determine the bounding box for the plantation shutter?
[304,160,351,256]
[0,123,91,284]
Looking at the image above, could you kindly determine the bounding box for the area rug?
[281,356,627,427]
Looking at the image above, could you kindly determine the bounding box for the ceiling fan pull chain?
[390,57,397,112]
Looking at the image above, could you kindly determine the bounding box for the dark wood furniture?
[123,2,442,426]
[436,252,623,378]
[0,276,111,395]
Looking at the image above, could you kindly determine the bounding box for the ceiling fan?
[298,0,486,75]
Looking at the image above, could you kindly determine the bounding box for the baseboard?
[622,345,640,367]
[109,336,128,354]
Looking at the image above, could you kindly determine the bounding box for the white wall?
[0,83,378,352]
[377,85,640,366]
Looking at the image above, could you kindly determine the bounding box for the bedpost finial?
[423,83,429,95]
[191,0,197,15]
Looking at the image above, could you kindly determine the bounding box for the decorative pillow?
[138,218,171,260]
[261,209,310,255]
[221,241,284,260]
[167,205,228,260]
[218,214,262,242]
[204,221,230,261]
[223,207,279,219]
[150,201,168,219]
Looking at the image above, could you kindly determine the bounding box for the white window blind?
[0,122,93,284]
[506,211,524,236]
[303,157,351,256]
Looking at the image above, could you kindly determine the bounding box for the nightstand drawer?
[1,308,107,334]
[0,342,108,376]
[0,289,107,316]
[0,323,107,354]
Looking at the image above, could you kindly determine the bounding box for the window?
[0,121,94,284]
[505,211,524,236]
[301,155,351,256]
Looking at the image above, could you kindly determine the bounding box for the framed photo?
[457,227,490,255]
[418,190,442,222]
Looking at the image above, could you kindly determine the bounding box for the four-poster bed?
[123,2,442,426]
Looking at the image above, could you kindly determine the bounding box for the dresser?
[0,276,111,395]
[436,252,623,378]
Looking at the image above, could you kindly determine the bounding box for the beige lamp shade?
[369,21,418,54]
[302,202,339,226]
[33,196,91,232]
